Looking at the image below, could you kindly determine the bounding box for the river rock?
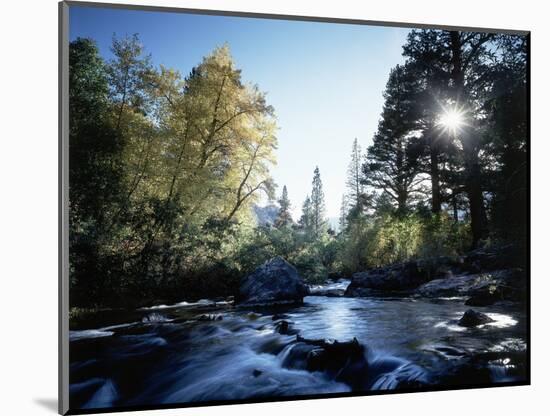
[415,268,524,300]
[237,257,310,306]
[276,320,290,334]
[461,244,519,273]
[345,261,425,296]
[275,320,298,335]
[435,350,526,386]
[458,309,494,327]
[345,256,467,297]
[282,336,369,390]
[344,244,525,297]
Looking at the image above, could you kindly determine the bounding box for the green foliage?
[69,37,278,307]
[68,32,527,309]
[338,212,470,271]
[339,194,349,230]
[233,224,336,284]
[483,35,527,243]
[369,214,424,266]
[363,64,425,213]
[310,167,327,238]
[346,138,363,208]
[275,185,293,228]
[292,244,328,284]
[418,213,471,258]
[68,38,126,307]
[299,195,313,236]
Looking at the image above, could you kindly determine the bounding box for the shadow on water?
[34,398,57,413]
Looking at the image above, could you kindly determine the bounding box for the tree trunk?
[452,191,459,223]
[397,190,408,214]
[462,137,488,247]
[449,30,487,247]
[429,137,441,213]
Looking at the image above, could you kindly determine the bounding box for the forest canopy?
[69,31,527,308]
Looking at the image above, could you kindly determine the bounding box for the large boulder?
[415,268,524,300]
[345,257,465,297]
[415,273,485,298]
[237,257,309,306]
[344,244,526,298]
[461,244,520,274]
[346,261,426,296]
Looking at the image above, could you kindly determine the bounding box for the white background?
[1,0,547,415]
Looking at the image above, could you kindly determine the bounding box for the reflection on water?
[69,281,527,410]
[434,311,518,333]
[490,337,527,352]
[485,313,518,328]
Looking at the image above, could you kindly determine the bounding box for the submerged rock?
[246,312,262,320]
[237,257,309,306]
[435,350,527,386]
[275,320,298,335]
[282,335,369,390]
[276,320,290,334]
[458,309,494,327]
[369,358,430,390]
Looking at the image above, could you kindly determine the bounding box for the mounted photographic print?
[59,1,530,414]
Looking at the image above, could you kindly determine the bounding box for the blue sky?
[70,6,410,219]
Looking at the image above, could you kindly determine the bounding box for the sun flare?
[437,107,467,136]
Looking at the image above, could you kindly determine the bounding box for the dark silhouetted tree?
[362,65,425,214]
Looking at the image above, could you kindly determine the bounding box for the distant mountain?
[252,204,279,226]
[252,205,339,232]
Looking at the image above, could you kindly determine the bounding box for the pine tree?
[346,138,364,209]
[339,194,349,231]
[401,30,458,215]
[402,30,495,246]
[310,166,327,238]
[299,195,313,233]
[484,35,527,240]
[275,185,293,228]
[362,64,424,214]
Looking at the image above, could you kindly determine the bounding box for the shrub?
[338,212,471,272]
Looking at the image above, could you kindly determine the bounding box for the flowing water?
[69,280,527,410]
